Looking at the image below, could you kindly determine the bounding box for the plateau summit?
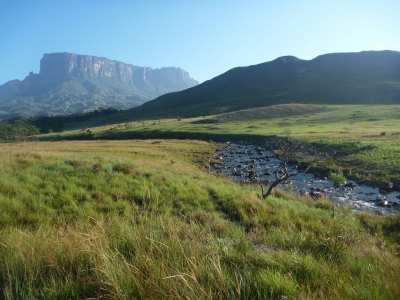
[0,53,198,118]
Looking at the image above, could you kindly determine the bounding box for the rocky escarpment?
[39,53,197,91]
[0,53,198,118]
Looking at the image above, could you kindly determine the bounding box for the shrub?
[329,172,346,187]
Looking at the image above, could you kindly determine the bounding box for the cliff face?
[0,53,198,118]
[39,53,197,89]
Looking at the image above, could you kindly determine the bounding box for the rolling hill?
[115,50,400,120]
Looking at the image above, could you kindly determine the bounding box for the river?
[210,143,400,214]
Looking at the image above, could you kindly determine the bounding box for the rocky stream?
[210,143,400,214]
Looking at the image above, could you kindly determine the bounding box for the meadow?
[48,104,400,184]
[0,138,400,299]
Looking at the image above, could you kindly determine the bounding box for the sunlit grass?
[0,139,399,299]
[46,104,400,183]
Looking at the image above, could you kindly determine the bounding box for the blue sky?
[0,0,399,85]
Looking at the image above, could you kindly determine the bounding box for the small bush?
[329,172,346,187]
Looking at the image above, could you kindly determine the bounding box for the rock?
[376,195,386,202]
[392,179,400,191]
[379,181,393,191]
[345,182,356,188]
[248,171,259,178]
[299,190,309,196]
[210,161,223,168]
[309,191,322,200]
[264,172,272,176]
[376,200,388,207]
[233,170,244,176]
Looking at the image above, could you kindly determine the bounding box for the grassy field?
[46,104,400,184]
[0,139,399,299]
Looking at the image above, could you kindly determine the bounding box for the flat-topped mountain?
[122,50,400,119]
[0,53,198,118]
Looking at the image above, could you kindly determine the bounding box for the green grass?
[0,139,399,299]
[46,104,400,184]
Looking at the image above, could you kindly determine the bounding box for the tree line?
[0,107,117,142]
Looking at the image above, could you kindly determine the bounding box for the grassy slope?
[50,104,400,184]
[100,51,400,120]
[0,140,399,299]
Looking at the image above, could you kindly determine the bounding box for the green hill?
[114,50,400,120]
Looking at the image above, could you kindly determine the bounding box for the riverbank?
[210,142,400,214]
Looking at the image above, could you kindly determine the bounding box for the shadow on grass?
[39,129,267,144]
[312,140,377,157]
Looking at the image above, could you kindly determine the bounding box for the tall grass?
[0,140,399,299]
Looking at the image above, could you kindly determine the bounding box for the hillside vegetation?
[107,50,400,120]
[0,140,399,299]
[0,107,117,142]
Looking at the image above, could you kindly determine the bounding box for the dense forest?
[0,107,117,142]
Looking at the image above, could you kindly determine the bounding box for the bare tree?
[260,136,318,199]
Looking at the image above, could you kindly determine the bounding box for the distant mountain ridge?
[0,53,198,118]
[123,50,400,119]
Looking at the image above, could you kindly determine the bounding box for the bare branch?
[261,136,323,199]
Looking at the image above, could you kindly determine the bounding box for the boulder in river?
[345,182,357,188]
[248,171,259,178]
[379,181,393,191]
[392,179,400,191]
[376,200,389,207]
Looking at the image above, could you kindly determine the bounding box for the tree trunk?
[262,177,287,199]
